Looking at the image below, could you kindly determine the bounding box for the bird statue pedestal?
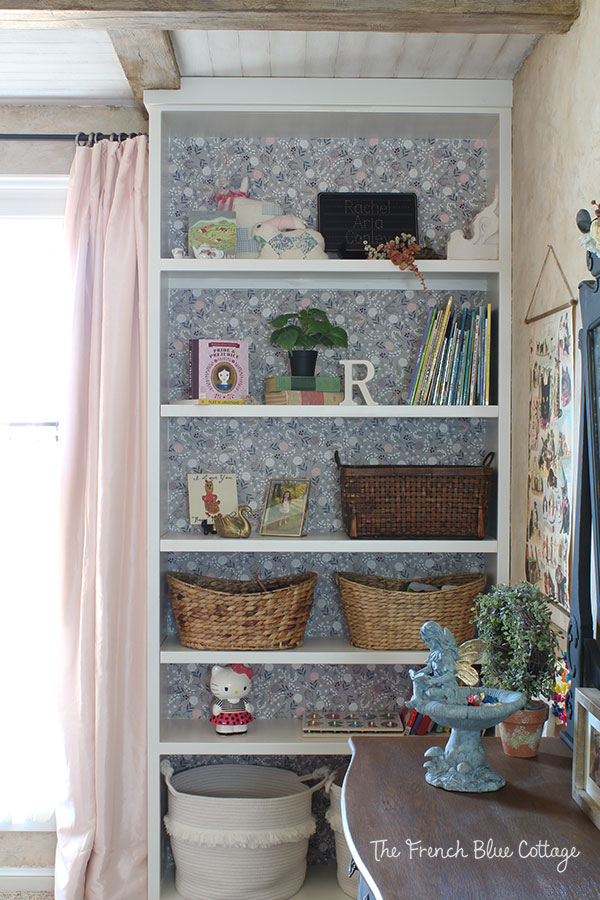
[408,621,525,792]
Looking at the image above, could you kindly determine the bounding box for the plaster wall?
[0,104,146,175]
[511,0,600,594]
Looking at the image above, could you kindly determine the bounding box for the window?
[0,176,70,828]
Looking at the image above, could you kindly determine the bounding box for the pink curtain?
[56,135,148,900]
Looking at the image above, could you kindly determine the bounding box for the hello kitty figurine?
[210,664,254,734]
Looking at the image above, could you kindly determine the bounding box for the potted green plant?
[473,581,560,758]
[269,307,348,377]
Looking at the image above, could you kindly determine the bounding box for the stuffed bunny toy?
[250,215,328,260]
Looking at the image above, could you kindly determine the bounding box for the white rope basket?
[325,773,356,898]
[162,762,328,900]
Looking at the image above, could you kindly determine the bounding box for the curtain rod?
[0,132,142,145]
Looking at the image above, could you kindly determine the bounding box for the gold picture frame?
[572,687,600,831]
[259,478,311,537]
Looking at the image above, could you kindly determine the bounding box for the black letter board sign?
[317,192,418,258]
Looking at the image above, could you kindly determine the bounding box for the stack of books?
[400,706,435,735]
[264,375,344,405]
[406,297,492,405]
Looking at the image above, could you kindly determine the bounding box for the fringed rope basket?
[162,762,329,900]
[325,770,355,897]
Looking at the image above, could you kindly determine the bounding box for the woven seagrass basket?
[167,571,317,650]
[335,451,494,539]
[336,571,485,650]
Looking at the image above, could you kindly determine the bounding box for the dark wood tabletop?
[342,737,600,900]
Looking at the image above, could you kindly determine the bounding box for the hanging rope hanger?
[524,244,577,325]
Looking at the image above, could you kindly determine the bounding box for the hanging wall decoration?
[525,246,576,611]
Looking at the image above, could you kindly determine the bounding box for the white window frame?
[0,174,68,835]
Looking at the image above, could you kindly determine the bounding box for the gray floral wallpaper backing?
[166,136,488,256]
[162,134,492,868]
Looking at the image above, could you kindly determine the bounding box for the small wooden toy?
[302,710,404,737]
[209,664,254,734]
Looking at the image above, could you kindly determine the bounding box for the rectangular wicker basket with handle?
[335,450,494,539]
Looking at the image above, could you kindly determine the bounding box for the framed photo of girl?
[259,478,311,537]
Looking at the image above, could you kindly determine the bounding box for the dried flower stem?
[363,233,426,289]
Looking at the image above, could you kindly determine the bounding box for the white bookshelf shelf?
[160,634,429,665]
[162,403,499,419]
[160,530,498,554]
[161,716,406,755]
[158,257,500,292]
[161,864,348,900]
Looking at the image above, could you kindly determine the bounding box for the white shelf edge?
[159,530,498,554]
[162,403,499,419]
[157,258,501,275]
[160,634,428,665]
[160,717,355,755]
[161,863,348,900]
[158,257,501,291]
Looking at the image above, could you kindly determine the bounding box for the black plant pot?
[289,349,318,377]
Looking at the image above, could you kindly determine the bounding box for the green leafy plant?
[269,308,348,352]
[473,581,560,706]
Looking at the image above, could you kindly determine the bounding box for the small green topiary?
[473,581,560,706]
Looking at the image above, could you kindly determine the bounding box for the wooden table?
[342,737,600,900]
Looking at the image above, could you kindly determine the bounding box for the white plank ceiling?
[173,30,539,79]
[0,29,539,104]
[0,30,134,103]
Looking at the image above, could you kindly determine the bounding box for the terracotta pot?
[499,704,548,758]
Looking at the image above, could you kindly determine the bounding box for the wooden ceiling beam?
[109,28,180,105]
[0,1,580,34]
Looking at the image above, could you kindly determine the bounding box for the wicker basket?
[166,571,317,650]
[336,571,486,650]
[335,450,494,539]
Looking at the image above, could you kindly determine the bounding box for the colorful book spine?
[264,375,341,392]
[468,308,481,405]
[421,296,453,404]
[484,303,492,404]
[406,306,434,404]
[441,317,460,404]
[448,307,468,405]
[433,310,457,404]
[265,390,344,405]
[411,308,441,404]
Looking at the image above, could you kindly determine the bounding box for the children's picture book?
[189,339,249,401]
[188,473,238,525]
[188,209,236,258]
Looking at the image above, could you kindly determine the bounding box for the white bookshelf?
[146,76,512,900]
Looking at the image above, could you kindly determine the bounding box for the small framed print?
[259,478,311,537]
[572,687,600,831]
[188,473,238,525]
